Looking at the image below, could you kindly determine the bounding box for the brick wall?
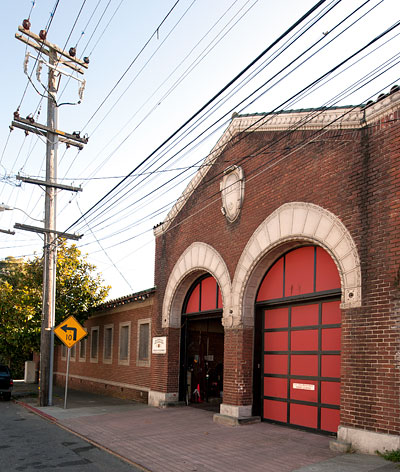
[223,328,253,406]
[54,294,154,403]
[153,98,400,434]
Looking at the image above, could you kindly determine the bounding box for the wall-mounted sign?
[152,336,167,354]
[293,383,315,391]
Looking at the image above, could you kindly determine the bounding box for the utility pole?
[41,43,58,409]
[12,22,89,406]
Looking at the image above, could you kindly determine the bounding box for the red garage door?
[257,246,341,433]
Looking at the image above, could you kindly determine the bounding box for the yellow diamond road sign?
[54,315,87,348]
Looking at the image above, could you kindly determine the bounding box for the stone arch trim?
[232,202,361,328]
[162,242,231,328]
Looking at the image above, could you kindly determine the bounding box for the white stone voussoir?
[162,242,231,328]
[232,202,362,327]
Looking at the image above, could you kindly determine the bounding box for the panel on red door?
[321,408,340,433]
[285,247,314,297]
[315,247,341,292]
[264,377,287,399]
[321,381,340,405]
[322,327,341,351]
[290,380,318,402]
[257,258,284,301]
[264,331,288,351]
[291,329,318,351]
[321,355,340,378]
[291,355,318,376]
[291,304,319,327]
[322,301,341,324]
[201,276,217,311]
[185,284,200,313]
[263,399,287,422]
[290,403,318,428]
[265,308,288,329]
[264,354,288,375]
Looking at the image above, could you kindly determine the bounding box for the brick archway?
[231,202,361,328]
[162,242,231,328]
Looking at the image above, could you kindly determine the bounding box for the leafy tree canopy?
[0,241,110,371]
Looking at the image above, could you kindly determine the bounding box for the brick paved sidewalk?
[59,406,337,472]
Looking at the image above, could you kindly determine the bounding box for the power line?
[74,44,400,248]
[39,0,386,245]
[71,0,376,236]
[62,0,330,236]
[76,201,134,292]
[81,0,182,131]
[84,0,253,139]
[85,0,125,58]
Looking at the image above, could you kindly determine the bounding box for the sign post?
[54,316,87,409]
[64,347,71,409]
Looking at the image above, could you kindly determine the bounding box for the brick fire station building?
[55,87,400,454]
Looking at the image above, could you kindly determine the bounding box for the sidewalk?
[13,382,400,472]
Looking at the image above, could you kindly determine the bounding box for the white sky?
[1,0,399,300]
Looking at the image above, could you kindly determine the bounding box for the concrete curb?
[15,399,57,423]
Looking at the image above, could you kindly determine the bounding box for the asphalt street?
[0,398,145,472]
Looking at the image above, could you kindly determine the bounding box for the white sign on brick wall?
[152,336,167,354]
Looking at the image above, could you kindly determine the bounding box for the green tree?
[0,242,110,373]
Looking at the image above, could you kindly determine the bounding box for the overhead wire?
[85,0,198,138]
[75,28,400,248]
[40,0,377,241]
[84,0,125,58]
[80,0,336,194]
[71,0,374,236]
[1,0,115,251]
[80,0,182,132]
[76,201,134,291]
[62,1,355,239]
[60,0,197,185]
[75,0,248,182]
[57,0,105,101]
[61,0,334,222]
[6,1,394,290]
[98,76,400,255]
[7,25,400,292]
[61,0,330,237]
[70,0,370,242]
[0,0,59,196]
[83,0,254,143]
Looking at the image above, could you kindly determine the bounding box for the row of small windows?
[61,319,151,367]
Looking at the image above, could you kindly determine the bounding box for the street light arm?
[0,204,44,222]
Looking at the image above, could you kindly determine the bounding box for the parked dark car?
[0,365,13,400]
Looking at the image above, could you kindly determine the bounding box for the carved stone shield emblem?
[220,166,244,223]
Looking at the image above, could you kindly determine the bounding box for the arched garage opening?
[179,274,224,410]
[254,245,341,434]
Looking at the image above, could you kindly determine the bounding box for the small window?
[79,337,87,362]
[137,319,151,367]
[103,324,113,364]
[90,327,99,363]
[61,343,67,360]
[119,322,131,365]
